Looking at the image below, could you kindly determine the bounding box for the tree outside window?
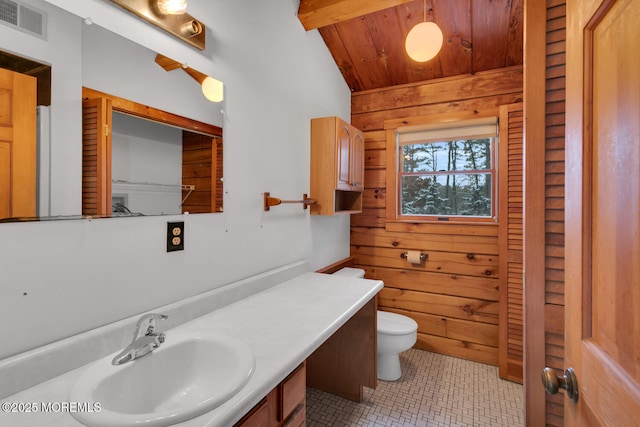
[399,138,495,219]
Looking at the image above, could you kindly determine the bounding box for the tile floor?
[306,349,523,427]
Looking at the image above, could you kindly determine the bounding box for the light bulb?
[405,21,443,62]
[156,0,187,15]
[201,77,223,103]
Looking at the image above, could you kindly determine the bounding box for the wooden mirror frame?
[82,87,223,217]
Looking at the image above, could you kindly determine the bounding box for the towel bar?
[263,192,317,211]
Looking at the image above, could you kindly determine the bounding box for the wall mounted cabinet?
[310,116,364,215]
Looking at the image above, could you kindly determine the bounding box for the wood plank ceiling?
[298,0,524,92]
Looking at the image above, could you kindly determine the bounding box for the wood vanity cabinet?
[310,116,364,215]
[234,362,306,427]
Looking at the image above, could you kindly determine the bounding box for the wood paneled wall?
[544,1,567,425]
[182,132,223,214]
[350,66,523,365]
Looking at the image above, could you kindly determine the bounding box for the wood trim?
[384,129,397,222]
[383,108,501,225]
[314,256,355,274]
[390,111,499,224]
[83,87,224,216]
[384,221,498,236]
[297,0,414,30]
[353,65,523,99]
[383,108,501,131]
[355,66,523,115]
[524,0,549,424]
[82,87,222,138]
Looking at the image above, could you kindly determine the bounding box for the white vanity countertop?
[0,272,382,427]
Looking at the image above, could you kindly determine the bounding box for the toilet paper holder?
[400,251,428,261]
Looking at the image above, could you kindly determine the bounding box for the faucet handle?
[135,313,169,336]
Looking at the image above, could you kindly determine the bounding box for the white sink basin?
[69,331,255,427]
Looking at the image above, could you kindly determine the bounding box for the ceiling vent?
[0,0,47,40]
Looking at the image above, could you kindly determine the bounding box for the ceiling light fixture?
[405,0,443,62]
[155,54,224,103]
[156,0,188,15]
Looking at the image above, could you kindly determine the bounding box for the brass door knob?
[541,367,579,403]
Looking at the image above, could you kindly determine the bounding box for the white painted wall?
[111,113,183,215]
[81,23,224,127]
[0,0,351,360]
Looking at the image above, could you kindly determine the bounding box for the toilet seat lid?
[378,311,418,335]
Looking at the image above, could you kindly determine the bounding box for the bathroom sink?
[69,331,255,427]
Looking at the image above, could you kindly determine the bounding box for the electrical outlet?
[167,221,184,252]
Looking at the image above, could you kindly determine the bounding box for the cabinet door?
[233,398,269,427]
[336,121,352,191]
[350,130,365,191]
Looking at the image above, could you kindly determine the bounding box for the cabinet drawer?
[234,398,269,427]
[280,363,306,421]
[282,403,305,427]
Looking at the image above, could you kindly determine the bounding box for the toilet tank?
[332,267,365,278]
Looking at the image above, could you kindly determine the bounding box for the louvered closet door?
[498,102,524,383]
[82,98,112,217]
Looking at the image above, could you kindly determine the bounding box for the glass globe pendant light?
[405,0,443,62]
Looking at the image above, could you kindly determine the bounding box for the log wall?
[350,66,523,365]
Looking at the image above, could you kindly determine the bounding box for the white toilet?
[332,268,418,381]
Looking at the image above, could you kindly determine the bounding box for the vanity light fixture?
[404,0,443,62]
[110,0,205,50]
[155,53,224,103]
[156,0,188,15]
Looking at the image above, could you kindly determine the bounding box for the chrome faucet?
[112,313,168,365]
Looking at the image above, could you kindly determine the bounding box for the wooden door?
[498,102,524,384]
[564,0,640,424]
[0,68,37,218]
[81,97,112,217]
[336,119,352,191]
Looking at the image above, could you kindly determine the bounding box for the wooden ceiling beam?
[298,0,415,30]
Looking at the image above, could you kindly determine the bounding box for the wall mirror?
[0,7,223,223]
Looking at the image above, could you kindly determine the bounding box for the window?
[395,117,498,222]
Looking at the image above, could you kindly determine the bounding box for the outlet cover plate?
[167,221,184,252]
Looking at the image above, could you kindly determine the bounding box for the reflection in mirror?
[0,8,224,223]
[110,113,223,216]
[81,88,223,219]
[111,113,183,216]
[0,51,51,221]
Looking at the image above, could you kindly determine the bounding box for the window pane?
[401,138,492,173]
[400,173,492,217]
